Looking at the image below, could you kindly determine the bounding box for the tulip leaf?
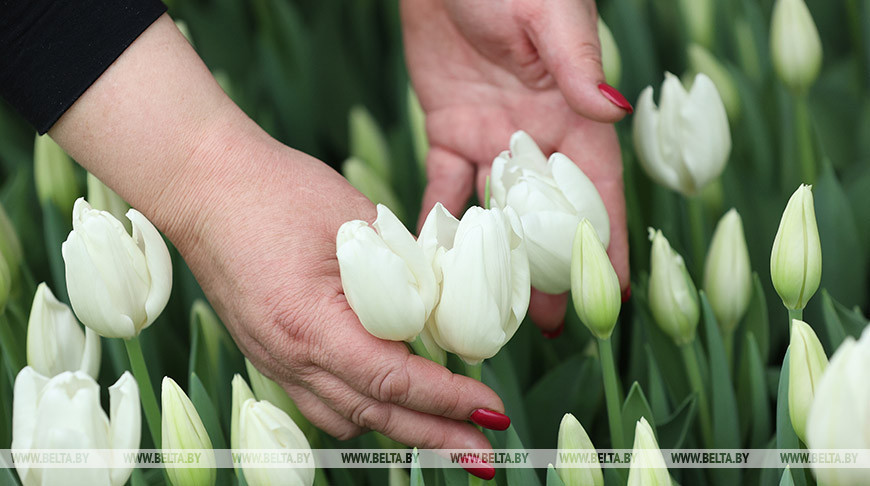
[410,447,424,486]
[505,425,542,486]
[129,468,146,486]
[189,372,228,451]
[657,394,697,450]
[821,289,869,351]
[621,381,656,448]
[779,467,795,486]
[645,344,670,420]
[741,273,771,363]
[776,350,806,486]
[745,333,772,448]
[546,464,566,486]
[442,464,468,486]
[486,349,530,445]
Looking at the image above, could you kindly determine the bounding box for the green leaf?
[546,464,566,486]
[776,350,806,486]
[745,333,772,448]
[486,347,530,444]
[442,465,468,486]
[657,394,697,450]
[779,466,795,486]
[189,372,228,451]
[742,273,771,363]
[129,468,146,486]
[621,382,656,448]
[410,448,424,486]
[645,344,671,420]
[821,290,869,350]
[505,425,542,486]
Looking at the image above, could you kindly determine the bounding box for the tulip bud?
[648,229,699,346]
[807,327,870,485]
[244,359,313,437]
[238,398,315,486]
[87,172,131,233]
[231,374,255,453]
[687,44,741,121]
[703,209,752,333]
[342,157,404,219]
[26,283,101,378]
[161,377,216,486]
[0,256,9,313]
[12,368,140,486]
[627,417,671,486]
[62,198,172,338]
[633,72,731,197]
[349,105,391,180]
[555,413,603,486]
[677,0,713,48]
[490,130,609,294]
[571,219,621,340]
[770,184,821,311]
[770,0,822,93]
[33,134,79,217]
[789,319,828,444]
[337,204,437,341]
[419,204,530,364]
[407,86,428,173]
[0,202,23,280]
[598,18,621,88]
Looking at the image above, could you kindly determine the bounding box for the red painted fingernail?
[622,285,632,303]
[470,409,511,431]
[598,83,633,113]
[460,455,496,481]
[541,322,565,339]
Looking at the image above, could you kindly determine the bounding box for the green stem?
[687,196,706,279]
[723,328,735,369]
[125,336,162,446]
[408,337,444,366]
[793,95,815,184]
[680,343,714,448]
[788,308,803,339]
[0,313,24,382]
[464,361,483,382]
[597,338,625,450]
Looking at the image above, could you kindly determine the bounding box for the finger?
[529,289,568,335]
[284,382,365,440]
[516,0,632,122]
[418,147,475,230]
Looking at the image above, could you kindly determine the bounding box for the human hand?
[401,0,631,334]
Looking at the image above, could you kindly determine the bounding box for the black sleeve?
[0,0,167,134]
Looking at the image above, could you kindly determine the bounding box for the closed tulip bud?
[231,374,255,453]
[407,86,428,173]
[87,173,131,233]
[490,131,610,294]
[0,202,23,280]
[598,18,621,88]
[571,219,621,340]
[633,72,731,197]
[33,134,79,217]
[337,204,437,341]
[556,413,603,486]
[0,256,9,312]
[770,184,821,311]
[687,44,741,121]
[627,418,671,486]
[12,368,140,486]
[191,300,230,377]
[789,319,828,444]
[62,198,172,338]
[807,327,870,485]
[26,283,101,378]
[161,377,216,486]
[770,0,822,93]
[244,359,313,437]
[419,203,530,364]
[349,106,391,179]
[648,229,699,346]
[678,0,713,48]
[238,398,315,486]
[342,157,404,219]
[703,209,752,333]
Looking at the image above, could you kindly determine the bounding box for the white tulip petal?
[34,373,110,450]
[12,367,49,453]
[550,154,611,247]
[490,154,509,206]
[80,327,102,379]
[127,209,173,330]
[634,88,682,192]
[108,372,140,485]
[503,207,530,339]
[679,74,730,192]
[418,203,460,277]
[240,400,314,486]
[508,130,548,171]
[519,211,578,293]
[26,283,86,376]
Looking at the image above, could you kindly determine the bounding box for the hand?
[402,0,631,334]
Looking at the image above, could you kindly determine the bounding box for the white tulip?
[627,418,671,486]
[788,319,827,444]
[770,0,822,93]
[12,367,140,486]
[62,198,172,338]
[26,282,101,378]
[238,398,315,486]
[490,131,609,294]
[770,184,821,311]
[419,204,530,364]
[161,377,216,486]
[336,204,437,341]
[633,72,731,196]
[556,413,603,486]
[806,327,870,486]
[648,229,699,346]
[570,219,621,340]
[86,173,131,233]
[703,209,752,332]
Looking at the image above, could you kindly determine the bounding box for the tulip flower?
[770,185,821,311]
[490,130,609,294]
[244,359,313,437]
[231,374,255,476]
[62,198,172,338]
[161,377,216,486]
[349,105,391,180]
[633,72,731,197]
[598,18,621,88]
[86,173,131,233]
[570,219,621,340]
[407,86,428,172]
[807,326,870,485]
[33,134,78,217]
[648,229,699,346]
[627,417,671,486]
[703,209,752,333]
[555,413,603,486]
[418,203,530,364]
[770,0,822,93]
[12,367,140,486]
[788,319,827,444]
[687,44,741,121]
[26,283,101,378]
[238,397,315,486]
[336,204,437,341]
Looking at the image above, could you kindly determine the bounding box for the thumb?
[519,0,632,122]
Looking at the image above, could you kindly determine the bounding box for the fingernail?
[622,285,632,303]
[470,409,511,431]
[598,83,633,113]
[460,455,496,481]
[541,322,565,339]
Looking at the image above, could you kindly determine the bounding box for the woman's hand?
[401,0,631,333]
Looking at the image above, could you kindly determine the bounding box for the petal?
[633,87,683,193]
[504,206,530,334]
[33,372,110,450]
[679,73,731,193]
[80,327,102,379]
[490,153,508,207]
[519,211,578,293]
[26,283,86,376]
[549,154,611,247]
[127,209,173,330]
[508,130,548,171]
[108,372,140,485]
[418,203,460,276]
[12,367,49,452]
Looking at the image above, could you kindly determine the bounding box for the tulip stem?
[788,309,803,338]
[687,196,706,279]
[793,95,815,184]
[597,338,625,450]
[408,337,444,366]
[125,336,162,446]
[680,343,714,448]
[464,361,483,382]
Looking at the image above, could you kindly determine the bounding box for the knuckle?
[368,360,412,405]
[351,400,392,432]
